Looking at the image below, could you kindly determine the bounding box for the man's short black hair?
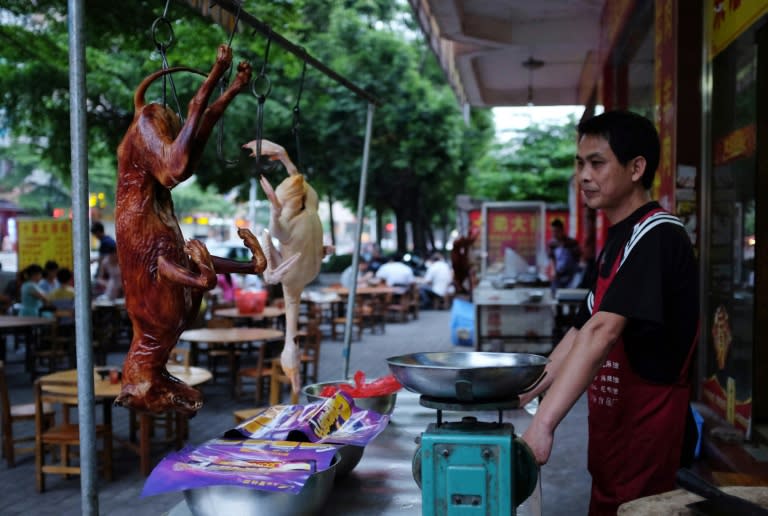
[551,218,564,229]
[56,268,72,284]
[90,221,105,235]
[577,110,660,190]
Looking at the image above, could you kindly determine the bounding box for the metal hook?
[214,1,245,168]
[226,0,242,49]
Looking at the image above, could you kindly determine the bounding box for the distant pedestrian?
[90,221,117,257]
[91,221,117,283]
[547,219,581,289]
[419,253,453,309]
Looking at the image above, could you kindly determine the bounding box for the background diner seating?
[331,294,370,341]
[1,361,54,467]
[234,338,283,404]
[201,317,240,382]
[387,288,412,323]
[34,376,113,492]
[408,283,420,319]
[297,319,322,385]
[31,310,75,377]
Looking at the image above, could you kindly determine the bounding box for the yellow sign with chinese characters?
[708,0,768,59]
[17,218,73,271]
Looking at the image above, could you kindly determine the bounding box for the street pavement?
[1,305,590,515]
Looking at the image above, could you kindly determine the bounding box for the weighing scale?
[412,396,539,516]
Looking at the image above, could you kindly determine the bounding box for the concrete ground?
[1,305,590,515]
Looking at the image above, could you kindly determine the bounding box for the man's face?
[575,134,638,213]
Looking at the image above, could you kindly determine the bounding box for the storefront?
[701,1,768,440]
[590,0,768,443]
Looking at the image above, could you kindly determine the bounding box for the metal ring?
[251,74,272,99]
[151,17,175,51]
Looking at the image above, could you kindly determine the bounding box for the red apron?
[587,209,697,515]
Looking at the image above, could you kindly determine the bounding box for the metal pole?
[248,176,257,228]
[343,103,375,378]
[68,0,98,514]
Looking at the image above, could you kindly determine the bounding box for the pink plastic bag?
[235,289,268,314]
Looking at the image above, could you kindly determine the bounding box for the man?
[340,257,373,290]
[90,221,116,257]
[375,254,414,287]
[90,221,117,289]
[547,218,581,289]
[520,110,699,515]
[419,252,453,308]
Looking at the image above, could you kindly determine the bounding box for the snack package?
[231,391,390,446]
[142,392,389,497]
[142,438,336,496]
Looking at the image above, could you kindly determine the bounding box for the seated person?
[49,267,75,325]
[340,258,372,289]
[375,254,414,287]
[419,252,453,308]
[19,264,50,317]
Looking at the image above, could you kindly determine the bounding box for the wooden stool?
[269,359,299,406]
[233,408,262,425]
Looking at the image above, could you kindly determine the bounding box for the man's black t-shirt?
[573,202,699,384]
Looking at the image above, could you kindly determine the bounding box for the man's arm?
[521,310,626,464]
[518,327,578,406]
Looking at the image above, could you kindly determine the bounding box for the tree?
[0,0,494,257]
[468,116,578,203]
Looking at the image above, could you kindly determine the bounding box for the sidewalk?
[0,307,590,515]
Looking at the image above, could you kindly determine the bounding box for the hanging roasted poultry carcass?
[114,46,296,416]
[242,139,332,394]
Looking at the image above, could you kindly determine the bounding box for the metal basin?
[386,352,548,402]
[184,454,339,516]
[302,380,397,415]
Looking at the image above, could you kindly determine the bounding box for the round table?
[212,306,285,326]
[179,327,284,395]
[0,315,56,372]
[38,365,212,476]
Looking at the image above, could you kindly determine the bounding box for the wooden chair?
[387,289,412,322]
[31,311,75,377]
[297,320,322,385]
[34,377,112,492]
[408,283,421,319]
[202,318,240,382]
[235,338,283,404]
[1,361,54,467]
[269,358,300,406]
[168,347,190,371]
[365,292,391,335]
[127,348,191,448]
[331,295,370,340]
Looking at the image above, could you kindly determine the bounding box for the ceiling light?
[522,57,545,106]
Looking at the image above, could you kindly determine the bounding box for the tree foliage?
[0,0,495,255]
[469,116,578,203]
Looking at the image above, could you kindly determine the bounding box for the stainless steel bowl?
[184,454,339,516]
[302,380,397,415]
[386,352,548,402]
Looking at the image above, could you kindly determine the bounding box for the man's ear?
[629,156,646,183]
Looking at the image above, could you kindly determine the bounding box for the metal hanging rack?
[202,0,380,106]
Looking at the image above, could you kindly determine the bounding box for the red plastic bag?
[235,289,268,314]
[319,371,402,398]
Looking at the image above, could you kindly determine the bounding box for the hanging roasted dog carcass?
[114,46,296,416]
[242,139,332,394]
